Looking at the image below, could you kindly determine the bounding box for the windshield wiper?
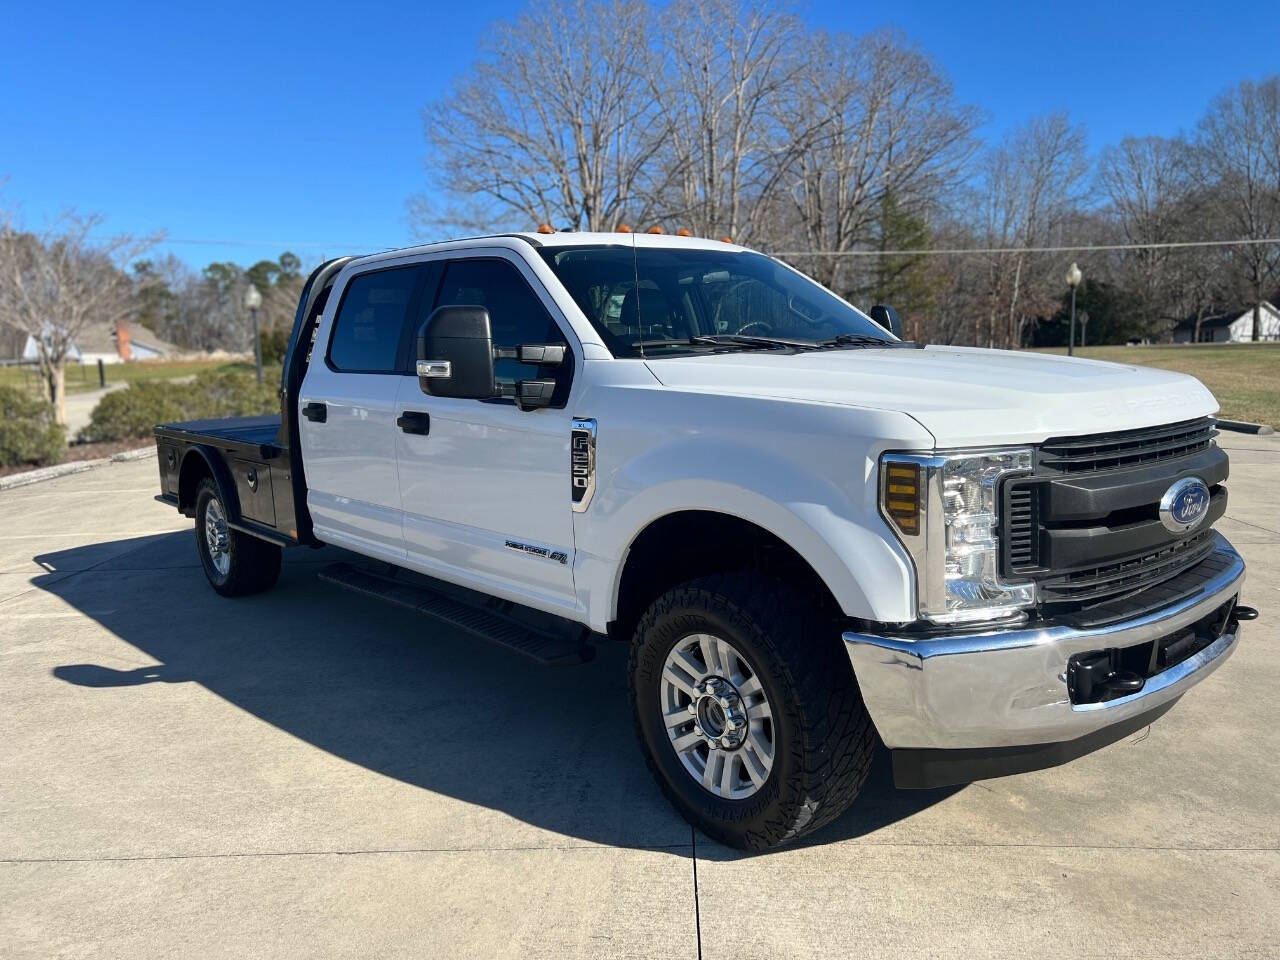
[632,335,795,352]
[813,334,921,350]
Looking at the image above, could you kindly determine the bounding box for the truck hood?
[643,345,1219,446]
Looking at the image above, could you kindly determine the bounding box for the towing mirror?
[417,305,496,399]
[869,304,903,339]
[516,343,566,365]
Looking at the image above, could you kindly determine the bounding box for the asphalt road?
[2,438,1277,959]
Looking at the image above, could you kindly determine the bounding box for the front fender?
[572,414,928,632]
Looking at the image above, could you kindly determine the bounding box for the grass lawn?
[0,359,256,395]
[1033,343,1280,428]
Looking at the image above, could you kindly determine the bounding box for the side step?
[318,561,593,666]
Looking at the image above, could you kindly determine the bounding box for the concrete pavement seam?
[1223,514,1280,538]
[0,841,697,864]
[691,826,703,960]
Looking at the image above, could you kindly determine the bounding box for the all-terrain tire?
[194,477,282,597]
[629,572,876,850]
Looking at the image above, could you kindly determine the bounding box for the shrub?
[79,381,186,443]
[188,369,278,418]
[259,327,290,368]
[79,370,278,443]
[0,385,66,468]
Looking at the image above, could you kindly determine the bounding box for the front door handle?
[397,411,431,435]
[302,402,327,423]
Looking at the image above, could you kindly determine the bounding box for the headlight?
[880,448,1035,625]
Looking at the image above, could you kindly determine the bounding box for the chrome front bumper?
[842,534,1246,759]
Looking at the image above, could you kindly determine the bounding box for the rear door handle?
[397,411,431,435]
[302,402,327,423]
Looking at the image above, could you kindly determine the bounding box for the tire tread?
[629,572,876,849]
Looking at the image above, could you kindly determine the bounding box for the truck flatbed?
[154,413,299,546]
[155,414,285,453]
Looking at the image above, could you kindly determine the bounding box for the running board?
[317,561,593,666]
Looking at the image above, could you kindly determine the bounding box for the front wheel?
[629,573,876,850]
[194,477,282,597]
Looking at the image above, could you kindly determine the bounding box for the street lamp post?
[1065,262,1083,357]
[244,284,264,384]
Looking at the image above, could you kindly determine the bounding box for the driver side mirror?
[417,305,496,399]
[869,304,903,339]
[416,305,566,410]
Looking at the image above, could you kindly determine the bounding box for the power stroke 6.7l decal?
[504,539,569,565]
[571,417,597,513]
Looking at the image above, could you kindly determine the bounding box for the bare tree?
[1097,135,1193,337]
[416,0,663,232]
[1192,76,1280,340]
[777,29,978,294]
[0,209,157,424]
[973,112,1089,347]
[651,0,803,241]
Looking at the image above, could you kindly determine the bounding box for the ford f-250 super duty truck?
[154,231,1256,850]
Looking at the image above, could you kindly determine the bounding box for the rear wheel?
[629,572,876,850]
[195,477,281,597]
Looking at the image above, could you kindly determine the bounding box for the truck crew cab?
[155,232,1254,850]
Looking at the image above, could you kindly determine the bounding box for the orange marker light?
[719,235,733,243]
[647,225,665,234]
[617,224,632,233]
[536,224,554,235]
[675,228,692,237]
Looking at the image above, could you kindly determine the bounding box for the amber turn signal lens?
[884,462,921,536]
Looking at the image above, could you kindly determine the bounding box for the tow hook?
[1233,605,1259,623]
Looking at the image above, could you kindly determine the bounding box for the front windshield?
[538,245,893,357]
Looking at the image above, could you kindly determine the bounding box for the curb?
[0,445,155,492]
[1216,418,1275,435]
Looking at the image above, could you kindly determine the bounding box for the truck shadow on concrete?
[36,531,960,857]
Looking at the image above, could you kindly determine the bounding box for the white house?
[1173,302,1280,343]
[1,320,175,365]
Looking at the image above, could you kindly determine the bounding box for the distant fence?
[0,360,103,393]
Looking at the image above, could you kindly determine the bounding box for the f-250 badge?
[571,418,597,512]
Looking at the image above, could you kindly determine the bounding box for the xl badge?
[1159,477,1211,534]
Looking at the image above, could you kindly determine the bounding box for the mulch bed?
[0,439,150,479]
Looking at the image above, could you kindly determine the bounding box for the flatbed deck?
[154,414,286,459]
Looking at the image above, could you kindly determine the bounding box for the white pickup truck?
[154,231,1254,849]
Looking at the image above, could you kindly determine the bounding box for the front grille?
[1039,417,1216,474]
[1037,531,1216,605]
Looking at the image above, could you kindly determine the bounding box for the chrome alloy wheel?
[204,497,231,577]
[660,633,774,799]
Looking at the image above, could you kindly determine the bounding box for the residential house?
[1172,302,1280,343]
[0,319,176,364]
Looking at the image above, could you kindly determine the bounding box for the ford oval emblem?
[1159,477,1211,534]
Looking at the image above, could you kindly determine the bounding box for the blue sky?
[1,0,1272,269]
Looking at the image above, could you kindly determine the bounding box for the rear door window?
[328,266,424,373]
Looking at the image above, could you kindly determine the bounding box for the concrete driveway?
[2,437,1277,959]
